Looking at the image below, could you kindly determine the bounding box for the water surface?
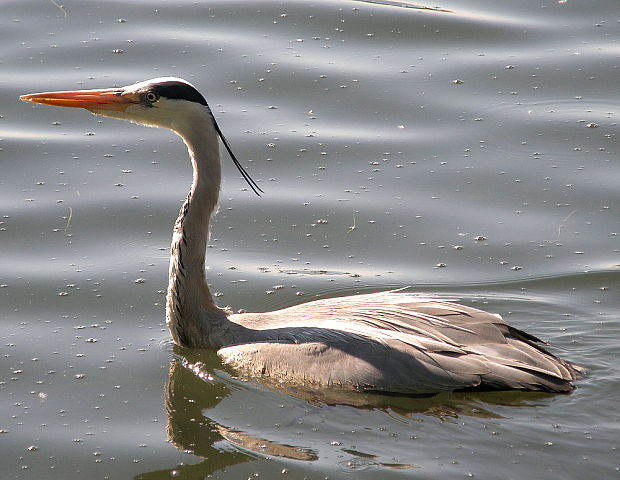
[1,0,619,478]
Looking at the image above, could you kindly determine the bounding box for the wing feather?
[222,291,582,393]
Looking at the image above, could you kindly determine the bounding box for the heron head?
[20,77,212,131]
[21,77,263,195]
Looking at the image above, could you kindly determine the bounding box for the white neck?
[165,111,229,347]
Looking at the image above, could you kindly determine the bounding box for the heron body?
[20,77,583,394]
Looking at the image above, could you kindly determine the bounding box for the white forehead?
[123,77,197,93]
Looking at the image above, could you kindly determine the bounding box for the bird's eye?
[145,91,159,103]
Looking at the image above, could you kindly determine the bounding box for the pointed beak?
[20,87,137,111]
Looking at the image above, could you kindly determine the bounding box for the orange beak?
[20,87,137,111]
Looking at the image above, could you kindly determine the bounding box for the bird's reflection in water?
[135,347,558,479]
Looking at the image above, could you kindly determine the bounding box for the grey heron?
[21,77,583,394]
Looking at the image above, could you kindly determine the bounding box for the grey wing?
[376,296,582,390]
[223,291,583,393]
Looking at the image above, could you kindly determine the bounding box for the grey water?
[1,0,619,478]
